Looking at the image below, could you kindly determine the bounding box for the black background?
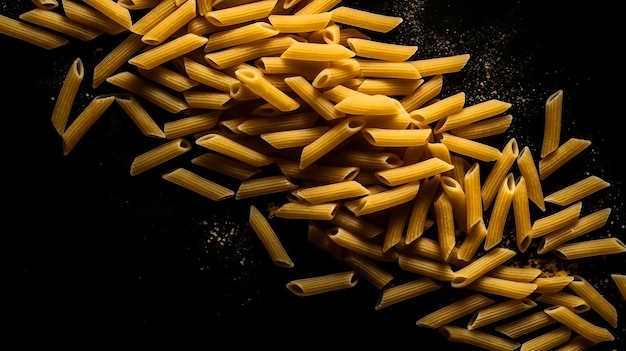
[3,1,625,349]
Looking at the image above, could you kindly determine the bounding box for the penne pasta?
[327,227,397,262]
[293,180,369,204]
[433,192,456,262]
[138,65,199,92]
[452,247,517,288]
[294,0,341,15]
[235,175,299,200]
[467,297,536,330]
[375,157,453,187]
[300,117,366,169]
[330,209,384,240]
[530,201,582,238]
[405,174,440,244]
[274,157,359,184]
[268,12,332,32]
[286,271,359,296]
[484,173,516,250]
[61,95,116,155]
[435,99,512,133]
[440,176,467,233]
[568,275,618,328]
[191,152,262,180]
[280,42,356,61]
[438,325,520,351]
[237,111,319,136]
[541,89,563,158]
[344,181,420,216]
[62,0,127,35]
[463,162,482,231]
[481,138,518,210]
[535,291,590,313]
[532,275,575,294]
[495,310,558,338]
[93,32,145,88]
[313,59,361,89]
[439,132,502,162]
[205,35,299,69]
[347,38,417,62]
[416,294,495,329]
[274,202,339,220]
[400,74,443,112]
[307,221,343,260]
[519,326,571,351]
[163,111,221,139]
[141,0,197,45]
[129,33,208,70]
[162,167,234,201]
[19,8,103,41]
[51,57,84,136]
[512,176,532,252]
[283,75,345,120]
[183,90,236,110]
[256,57,329,80]
[32,0,58,10]
[206,22,280,52]
[538,137,591,180]
[554,335,597,351]
[409,54,471,77]
[195,133,274,167]
[516,145,545,211]
[234,67,300,112]
[83,0,133,29]
[375,277,441,310]
[0,13,69,50]
[130,138,192,176]
[206,0,278,26]
[553,237,626,260]
[398,253,455,281]
[410,92,465,127]
[544,175,610,207]
[543,305,614,343]
[457,219,488,262]
[382,202,411,252]
[611,273,626,302]
[106,71,189,113]
[115,94,166,138]
[537,207,611,254]
[261,126,330,149]
[330,6,403,33]
[449,114,513,140]
[360,128,431,148]
[131,0,178,35]
[249,204,294,268]
[465,275,537,299]
[342,252,393,289]
[356,60,421,79]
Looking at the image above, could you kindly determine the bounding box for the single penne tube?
[261,126,330,149]
[163,111,221,139]
[375,157,453,186]
[467,297,536,330]
[206,22,280,52]
[360,128,431,147]
[293,180,369,204]
[568,275,618,328]
[131,0,178,35]
[405,174,440,244]
[330,6,402,33]
[544,175,610,206]
[138,65,199,92]
[280,42,356,61]
[130,138,192,176]
[516,145,545,211]
[541,89,563,158]
[322,84,372,103]
[236,175,299,200]
[519,325,571,351]
[183,90,236,110]
[312,59,361,89]
[196,0,212,15]
[268,12,332,32]
[286,271,359,296]
[356,78,422,96]
[342,251,393,290]
[433,192,456,262]
[538,137,592,180]
[495,310,558,338]
[332,149,403,170]
[93,32,145,88]
[115,94,166,138]
[611,274,626,301]
[512,176,533,252]
[435,99,512,133]
[83,0,133,29]
[481,138,518,210]
[51,57,84,136]
[532,275,575,294]
[375,277,441,310]
[345,181,420,216]
[249,204,294,268]
[0,13,68,50]
[237,111,319,135]
[31,0,58,10]
[457,219,488,262]
[400,74,443,112]
[327,227,398,262]
[466,276,537,299]
[284,76,345,120]
[294,0,340,15]
[274,202,339,220]
[274,157,359,183]
[206,0,277,26]
[234,67,300,112]
[347,38,417,61]
[62,0,127,35]
[256,57,329,80]
[195,133,274,167]
[416,293,495,329]
[439,132,502,162]
[19,8,103,41]
[409,54,471,77]
[484,173,516,250]
[129,33,208,70]
[463,162,482,231]
[553,237,626,260]
[205,35,300,69]
[140,0,196,45]
[330,209,384,240]
[192,152,262,180]
[441,176,467,233]
[162,167,234,201]
[106,71,189,114]
[536,291,590,313]
[300,117,366,169]
[543,306,614,343]
[382,202,412,252]
[531,201,582,238]
[438,325,520,351]
[62,95,116,155]
[356,60,421,79]
[451,247,517,288]
[449,114,513,140]
[395,236,442,262]
[397,253,455,281]
[537,207,611,254]
[410,92,465,126]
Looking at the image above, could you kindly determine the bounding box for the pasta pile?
[3,0,626,349]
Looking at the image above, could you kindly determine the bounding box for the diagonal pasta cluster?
[2,0,625,349]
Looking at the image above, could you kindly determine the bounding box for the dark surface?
[3,1,625,349]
